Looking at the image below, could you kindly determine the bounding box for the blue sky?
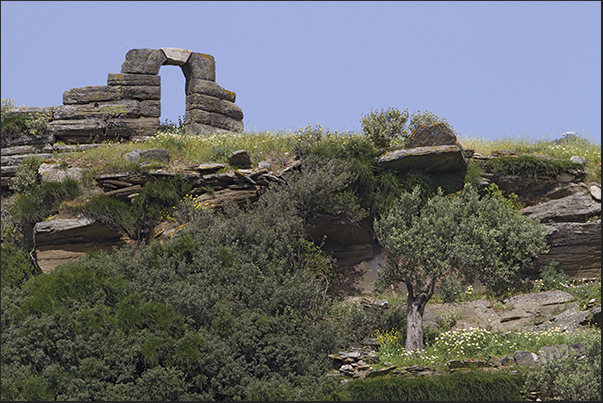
[1,1,601,144]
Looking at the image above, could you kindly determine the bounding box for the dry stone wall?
[8,48,243,145]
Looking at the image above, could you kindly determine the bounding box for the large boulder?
[406,123,459,148]
[377,145,467,173]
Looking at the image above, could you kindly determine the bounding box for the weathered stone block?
[53,100,140,120]
[47,119,105,143]
[227,149,252,168]
[185,108,243,132]
[123,148,170,164]
[182,52,215,81]
[185,93,243,120]
[106,118,160,138]
[63,86,122,105]
[377,145,467,173]
[407,123,459,148]
[185,78,236,102]
[140,100,161,117]
[120,48,167,75]
[107,73,160,86]
[121,85,161,101]
[160,47,192,66]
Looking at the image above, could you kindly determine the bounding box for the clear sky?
[1,1,601,144]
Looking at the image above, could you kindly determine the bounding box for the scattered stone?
[38,162,84,183]
[570,155,586,164]
[513,350,539,366]
[123,148,170,164]
[227,149,252,168]
[195,163,225,174]
[589,184,601,201]
[556,173,575,182]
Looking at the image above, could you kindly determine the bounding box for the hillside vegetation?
[1,105,600,401]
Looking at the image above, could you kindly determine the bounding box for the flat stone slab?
[161,47,192,66]
[377,145,467,173]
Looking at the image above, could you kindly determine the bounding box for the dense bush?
[1,157,384,401]
[521,332,601,401]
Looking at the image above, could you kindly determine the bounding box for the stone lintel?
[161,47,192,66]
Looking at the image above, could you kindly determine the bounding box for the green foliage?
[75,195,136,236]
[324,370,523,401]
[408,109,455,134]
[537,260,569,291]
[1,102,50,144]
[360,107,409,148]
[158,116,185,135]
[10,177,82,227]
[1,243,35,289]
[1,156,377,401]
[477,154,586,179]
[9,155,43,194]
[522,332,601,401]
[375,184,549,297]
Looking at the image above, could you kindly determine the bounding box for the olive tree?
[374,184,549,353]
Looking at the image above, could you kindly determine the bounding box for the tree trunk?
[404,276,435,353]
[405,293,427,353]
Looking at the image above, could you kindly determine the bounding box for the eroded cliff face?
[2,123,600,290]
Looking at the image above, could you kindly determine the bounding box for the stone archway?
[46,48,243,144]
[121,48,244,135]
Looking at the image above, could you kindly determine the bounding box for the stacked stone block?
[39,48,243,144]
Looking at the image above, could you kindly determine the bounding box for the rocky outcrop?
[377,123,467,173]
[519,189,601,280]
[1,136,101,190]
[33,217,132,273]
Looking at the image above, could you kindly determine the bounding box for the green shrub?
[361,107,409,148]
[537,260,569,291]
[75,195,136,237]
[9,155,42,194]
[1,243,35,289]
[477,154,585,179]
[1,103,49,144]
[408,109,455,134]
[522,332,601,401]
[10,177,82,226]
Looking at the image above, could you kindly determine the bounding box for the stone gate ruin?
[19,48,244,144]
